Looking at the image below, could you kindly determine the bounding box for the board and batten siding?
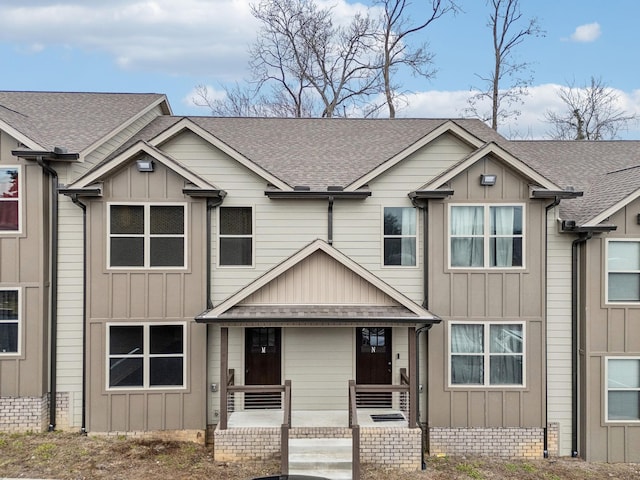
[84,160,207,433]
[545,206,574,456]
[0,132,50,398]
[55,104,167,428]
[426,156,546,430]
[579,199,640,462]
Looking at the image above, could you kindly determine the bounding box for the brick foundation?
[214,425,422,470]
[429,426,547,458]
[0,394,49,433]
[360,427,422,469]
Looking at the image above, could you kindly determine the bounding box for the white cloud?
[398,84,640,140]
[0,1,259,79]
[569,22,601,42]
[0,0,370,81]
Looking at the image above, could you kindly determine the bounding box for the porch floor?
[227,409,408,428]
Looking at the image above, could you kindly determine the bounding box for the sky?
[0,0,639,139]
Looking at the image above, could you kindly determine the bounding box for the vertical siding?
[55,105,166,428]
[581,199,640,462]
[546,207,574,455]
[86,160,208,433]
[0,131,49,397]
[427,156,546,429]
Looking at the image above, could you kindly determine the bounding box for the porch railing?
[349,380,360,480]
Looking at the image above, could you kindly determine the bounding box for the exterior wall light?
[480,174,497,186]
[136,158,154,172]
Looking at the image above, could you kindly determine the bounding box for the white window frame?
[107,202,188,270]
[106,322,187,391]
[605,239,640,304]
[0,287,20,356]
[448,203,526,269]
[448,321,526,388]
[217,205,254,268]
[382,206,418,268]
[0,166,22,235]
[605,356,640,423]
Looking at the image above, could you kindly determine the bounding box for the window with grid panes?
[219,207,252,266]
[0,289,19,354]
[109,204,186,268]
[108,323,185,389]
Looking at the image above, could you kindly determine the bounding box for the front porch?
[214,371,423,477]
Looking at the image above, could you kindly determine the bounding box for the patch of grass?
[456,462,484,479]
[504,463,518,472]
[34,442,56,460]
[544,473,562,480]
[522,462,536,473]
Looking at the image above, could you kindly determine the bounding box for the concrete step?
[289,438,352,480]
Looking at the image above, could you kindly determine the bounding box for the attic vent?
[327,186,343,191]
[294,185,310,191]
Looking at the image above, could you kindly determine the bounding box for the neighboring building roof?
[510,140,640,225]
[0,91,170,154]
[127,116,508,190]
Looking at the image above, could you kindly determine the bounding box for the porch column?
[408,326,417,428]
[220,327,229,430]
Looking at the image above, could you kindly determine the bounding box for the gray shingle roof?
[0,91,168,153]
[129,116,505,190]
[510,141,640,224]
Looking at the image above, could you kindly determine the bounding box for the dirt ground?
[1,432,639,480]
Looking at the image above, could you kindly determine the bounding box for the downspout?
[328,196,334,245]
[542,197,561,457]
[66,194,88,434]
[416,323,433,470]
[571,231,592,458]
[36,158,59,432]
[411,199,430,469]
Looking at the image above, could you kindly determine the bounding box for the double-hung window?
[108,323,186,389]
[0,289,19,354]
[607,240,640,302]
[219,207,253,266]
[450,322,524,386]
[108,203,186,268]
[0,167,20,233]
[383,207,416,266]
[606,358,640,422]
[450,204,524,268]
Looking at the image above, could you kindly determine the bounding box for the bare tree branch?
[376,0,459,118]
[466,0,544,131]
[545,77,638,140]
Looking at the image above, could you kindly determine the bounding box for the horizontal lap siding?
[284,328,353,409]
[546,208,574,455]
